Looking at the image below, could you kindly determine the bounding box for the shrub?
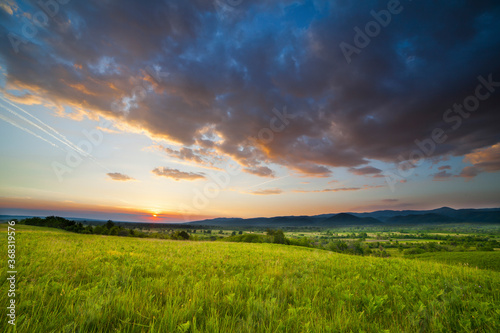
[404,248,426,255]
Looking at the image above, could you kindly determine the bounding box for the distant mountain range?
[2,207,500,228]
[188,207,500,228]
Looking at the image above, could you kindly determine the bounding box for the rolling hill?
[188,207,500,228]
[1,224,498,332]
[320,213,382,226]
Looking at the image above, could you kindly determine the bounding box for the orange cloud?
[464,144,500,172]
[0,1,15,15]
[248,188,283,195]
[107,172,135,181]
[457,144,500,180]
[152,167,206,181]
[64,82,100,96]
[456,166,480,181]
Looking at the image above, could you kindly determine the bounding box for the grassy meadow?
[1,224,499,332]
[406,251,500,272]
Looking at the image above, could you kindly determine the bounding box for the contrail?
[247,174,291,189]
[0,113,64,151]
[0,98,111,172]
[0,95,88,154]
[0,96,93,158]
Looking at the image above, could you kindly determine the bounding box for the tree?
[271,229,287,244]
[93,225,104,235]
[173,231,190,240]
[105,220,115,230]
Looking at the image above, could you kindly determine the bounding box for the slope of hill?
[2,224,498,332]
[355,207,500,223]
[320,213,382,226]
[386,213,460,224]
[5,207,498,228]
[187,207,500,228]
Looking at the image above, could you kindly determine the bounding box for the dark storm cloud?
[1,0,499,176]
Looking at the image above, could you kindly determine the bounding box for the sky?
[0,0,499,222]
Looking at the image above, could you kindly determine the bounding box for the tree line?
[20,216,191,240]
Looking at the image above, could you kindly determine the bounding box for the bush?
[404,248,426,255]
[173,231,190,240]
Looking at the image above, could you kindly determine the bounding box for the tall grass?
[409,251,500,272]
[1,224,499,332]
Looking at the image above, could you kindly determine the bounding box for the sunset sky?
[1,0,499,222]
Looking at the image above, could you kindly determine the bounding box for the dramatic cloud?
[1,0,499,178]
[464,144,500,172]
[152,167,205,181]
[456,144,500,180]
[107,172,135,181]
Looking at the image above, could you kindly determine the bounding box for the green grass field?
[1,224,499,332]
[408,251,500,272]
